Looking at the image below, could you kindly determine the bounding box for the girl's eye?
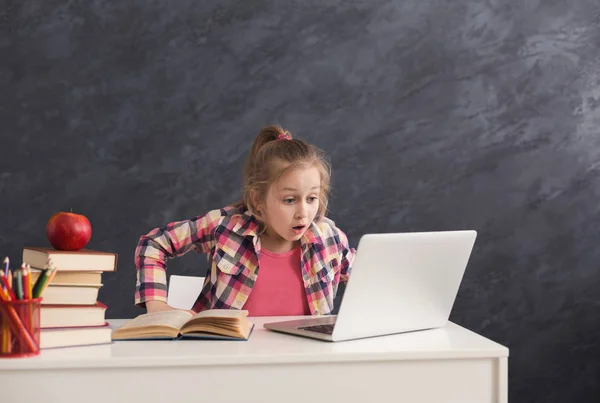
[284,198,295,204]
[307,197,318,203]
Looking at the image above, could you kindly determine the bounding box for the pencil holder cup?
[0,298,42,358]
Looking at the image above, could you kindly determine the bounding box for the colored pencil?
[21,265,29,300]
[1,273,8,352]
[0,272,12,353]
[15,268,24,300]
[1,257,7,293]
[2,257,8,280]
[0,293,6,353]
[26,264,33,299]
[1,324,6,353]
[0,273,16,301]
[0,260,7,352]
[31,268,51,299]
[6,267,13,352]
[20,264,32,337]
[7,269,12,294]
[36,267,57,298]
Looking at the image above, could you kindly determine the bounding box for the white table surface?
[0,317,508,369]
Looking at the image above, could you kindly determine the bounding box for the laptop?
[263,230,477,342]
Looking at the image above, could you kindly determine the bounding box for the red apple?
[46,212,92,251]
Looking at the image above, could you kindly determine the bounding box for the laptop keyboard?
[297,323,335,335]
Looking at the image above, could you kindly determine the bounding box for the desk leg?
[496,357,508,403]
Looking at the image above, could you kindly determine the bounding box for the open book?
[112,309,254,341]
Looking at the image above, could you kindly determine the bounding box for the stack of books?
[22,247,117,349]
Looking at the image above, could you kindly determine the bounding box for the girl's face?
[258,165,321,251]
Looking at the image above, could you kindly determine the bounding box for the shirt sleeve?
[335,225,356,283]
[320,217,356,283]
[134,209,222,307]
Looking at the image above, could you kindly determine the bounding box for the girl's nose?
[295,202,308,218]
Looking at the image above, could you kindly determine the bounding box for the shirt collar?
[301,221,325,245]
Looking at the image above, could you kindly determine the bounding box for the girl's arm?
[134,209,223,310]
[144,300,195,315]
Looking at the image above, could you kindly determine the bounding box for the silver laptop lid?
[331,230,477,341]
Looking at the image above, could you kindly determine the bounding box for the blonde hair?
[233,125,331,232]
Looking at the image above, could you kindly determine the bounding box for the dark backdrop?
[2,1,600,402]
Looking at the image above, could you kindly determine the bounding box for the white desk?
[0,317,508,403]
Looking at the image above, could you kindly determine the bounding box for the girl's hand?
[145,300,195,315]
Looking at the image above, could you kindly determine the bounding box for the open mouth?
[292,225,306,233]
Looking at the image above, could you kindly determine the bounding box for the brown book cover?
[41,302,108,328]
[40,322,112,349]
[30,268,102,285]
[23,247,118,272]
[40,284,102,305]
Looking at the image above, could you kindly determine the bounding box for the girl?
[134,125,355,316]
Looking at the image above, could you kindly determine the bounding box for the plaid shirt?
[135,206,355,315]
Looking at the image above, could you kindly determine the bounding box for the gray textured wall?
[2,0,600,401]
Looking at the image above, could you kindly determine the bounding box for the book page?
[191,309,248,319]
[118,310,193,331]
[181,309,252,338]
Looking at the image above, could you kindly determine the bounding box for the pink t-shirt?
[243,246,310,316]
